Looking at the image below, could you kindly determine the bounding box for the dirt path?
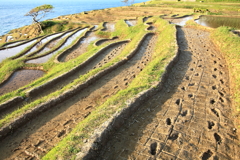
[97,27,240,160]
[0,34,157,159]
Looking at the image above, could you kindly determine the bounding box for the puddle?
[0,69,45,95]
[173,16,193,26]
[26,28,88,64]
[27,31,74,58]
[59,31,100,62]
[125,20,137,26]
[25,33,63,55]
[0,39,39,63]
[5,40,26,47]
[195,16,240,29]
[6,36,14,42]
[104,22,115,32]
[107,23,115,32]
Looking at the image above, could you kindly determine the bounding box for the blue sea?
[0,0,147,36]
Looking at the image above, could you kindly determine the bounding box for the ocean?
[0,0,147,36]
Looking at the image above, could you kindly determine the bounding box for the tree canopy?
[25,4,54,33]
[25,4,54,23]
[121,0,134,6]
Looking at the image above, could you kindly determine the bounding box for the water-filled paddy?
[196,16,240,29]
[0,69,45,95]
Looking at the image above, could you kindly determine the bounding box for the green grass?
[41,20,85,35]
[211,27,240,111]
[42,17,177,160]
[0,58,25,84]
[140,1,240,15]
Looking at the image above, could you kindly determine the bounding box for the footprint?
[218,91,224,97]
[150,142,157,155]
[212,85,217,90]
[188,83,195,86]
[202,150,213,160]
[166,118,171,125]
[220,79,224,84]
[210,99,216,105]
[207,121,215,130]
[181,110,188,116]
[212,75,217,78]
[214,133,222,145]
[219,97,224,103]
[211,108,219,117]
[168,132,179,141]
[57,130,66,138]
[175,99,181,105]
[188,94,193,98]
[181,87,186,91]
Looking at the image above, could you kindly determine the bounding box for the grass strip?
[42,17,177,160]
[211,27,240,112]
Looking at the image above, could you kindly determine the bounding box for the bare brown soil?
[0,33,157,159]
[97,27,240,159]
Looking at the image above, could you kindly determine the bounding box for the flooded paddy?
[0,69,45,96]
[196,16,240,29]
[26,28,87,64]
[0,39,39,62]
[25,33,63,55]
[125,20,137,26]
[59,31,100,62]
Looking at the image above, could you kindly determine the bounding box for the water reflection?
[195,16,240,29]
[26,28,87,64]
[0,39,39,63]
[0,69,45,95]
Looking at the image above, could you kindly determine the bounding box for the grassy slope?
[42,17,177,160]
[141,0,240,15]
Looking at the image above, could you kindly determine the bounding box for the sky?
[3,0,133,2]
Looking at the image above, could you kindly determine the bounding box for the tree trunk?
[32,17,43,34]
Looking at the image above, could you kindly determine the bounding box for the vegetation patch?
[211,27,240,112]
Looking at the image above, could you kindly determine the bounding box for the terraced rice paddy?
[0,12,239,160]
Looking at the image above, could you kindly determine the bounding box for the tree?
[25,4,54,33]
[122,0,129,6]
[121,0,135,6]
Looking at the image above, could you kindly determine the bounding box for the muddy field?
[0,14,239,160]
